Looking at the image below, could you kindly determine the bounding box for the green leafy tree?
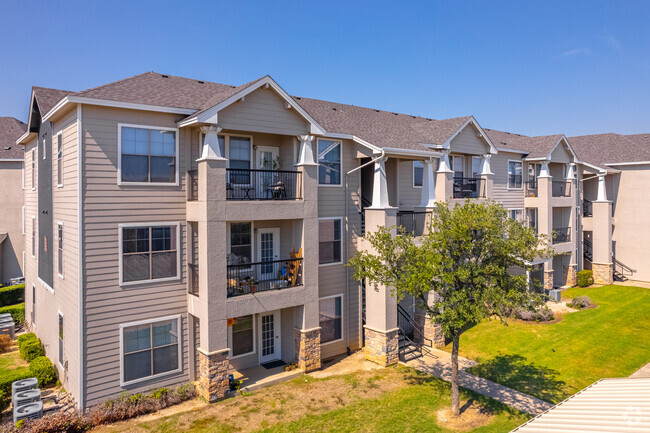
[350,200,553,416]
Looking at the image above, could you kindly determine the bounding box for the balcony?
[525,181,538,198]
[552,181,571,198]
[552,227,571,244]
[186,169,303,201]
[227,257,303,297]
[453,177,485,199]
[582,199,593,217]
[397,211,429,236]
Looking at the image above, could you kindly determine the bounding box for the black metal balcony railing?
[187,170,198,201]
[553,227,571,244]
[552,181,571,197]
[453,177,485,199]
[583,199,593,217]
[397,211,429,236]
[525,181,538,197]
[226,169,302,200]
[188,263,199,296]
[227,257,303,297]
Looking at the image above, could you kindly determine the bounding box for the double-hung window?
[58,313,64,365]
[228,136,251,184]
[319,296,342,343]
[31,217,36,258]
[57,223,63,277]
[319,218,342,265]
[121,316,181,384]
[413,161,423,187]
[508,160,523,189]
[31,149,35,190]
[451,155,464,179]
[119,125,177,184]
[57,133,63,187]
[230,315,254,357]
[318,139,341,185]
[121,224,179,284]
[509,209,523,222]
[472,156,482,178]
[229,222,252,265]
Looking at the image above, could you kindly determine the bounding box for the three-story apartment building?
[17,72,627,411]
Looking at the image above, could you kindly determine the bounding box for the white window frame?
[31,216,36,258]
[319,294,344,346]
[118,222,181,286]
[22,206,25,235]
[57,222,64,279]
[43,137,46,160]
[318,217,343,267]
[226,221,255,269]
[56,132,63,187]
[31,149,35,190]
[227,314,257,359]
[472,156,482,178]
[317,138,343,187]
[117,123,180,186]
[508,208,524,222]
[58,310,64,368]
[507,159,524,190]
[412,161,423,188]
[119,314,183,387]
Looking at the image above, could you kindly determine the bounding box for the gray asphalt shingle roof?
[0,117,27,159]
[484,128,564,158]
[569,133,650,166]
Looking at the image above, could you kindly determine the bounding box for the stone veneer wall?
[197,349,230,402]
[566,264,577,286]
[295,328,321,372]
[592,262,614,285]
[544,271,554,291]
[414,314,446,348]
[363,326,398,366]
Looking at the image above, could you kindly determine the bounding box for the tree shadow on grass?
[467,354,568,404]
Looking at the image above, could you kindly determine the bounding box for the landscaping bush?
[570,295,591,309]
[0,284,25,307]
[577,270,594,287]
[30,356,57,386]
[7,383,198,433]
[0,389,6,413]
[0,334,11,353]
[19,333,44,362]
[18,332,37,345]
[0,302,25,324]
[0,369,33,396]
[514,305,555,322]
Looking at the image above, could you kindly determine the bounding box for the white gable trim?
[442,117,498,154]
[180,76,326,135]
[546,136,577,161]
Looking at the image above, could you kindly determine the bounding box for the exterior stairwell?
[397,304,435,362]
[613,257,636,282]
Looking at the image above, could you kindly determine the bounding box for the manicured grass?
[0,342,30,379]
[446,285,650,403]
[94,367,529,433]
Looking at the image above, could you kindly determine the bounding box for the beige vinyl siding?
[449,123,489,155]
[492,153,525,209]
[218,88,310,136]
[318,139,362,359]
[82,106,190,406]
[24,139,38,329]
[397,159,421,210]
[549,140,572,164]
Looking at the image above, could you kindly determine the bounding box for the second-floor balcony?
[453,177,485,199]
[552,227,571,244]
[525,181,538,198]
[552,181,572,198]
[227,257,303,297]
[187,169,303,201]
[397,211,429,236]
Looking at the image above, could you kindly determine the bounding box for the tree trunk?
[451,334,460,417]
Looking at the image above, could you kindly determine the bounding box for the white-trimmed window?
[120,223,179,284]
[319,295,343,344]
[508,209,523,222]
[57,133,63,187]
[451,155,464,179]
[318,139,341,185]
[229,315,255,358]
[58,312,64,366]
[413,161,423,188]
[472,156,482,177]
[22,206,25,235]
[31,217,36,258]
[319,218,342,265]
[228,222,252,265]
[121,316,181,385]
[228,136,252,185]
[31,284,36,326]
[118,124,178,185]
[526,208,538,234]
[57,223,64,278]
[508,160,523,189]
[31,149,35,190]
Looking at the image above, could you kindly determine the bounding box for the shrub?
[30,356,57,387]
[514,305,555,322]
[0,389,7,413]
[570,295,591,309]
[0,369,33,396]
[0,334,11,353]
[0,284,25,307]
[0,302,25,324]
[577,270,594,287]
[18,332,37,345]
[19,334,44,362]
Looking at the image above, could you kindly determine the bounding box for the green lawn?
[445,285,650,403]
[0,341,30,380]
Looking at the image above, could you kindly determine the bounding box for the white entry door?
[256,146,279,199]
[257,228,280,281]
[258,311,281,364]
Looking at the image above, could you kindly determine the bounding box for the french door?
[257,227,280,281]
[258,311,281,364]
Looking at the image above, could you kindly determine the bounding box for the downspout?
[76,104,85,410]
[344,150,385,353]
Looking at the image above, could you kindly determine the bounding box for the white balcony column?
[419,158,436,208]
[369,156,392,209]
[296,135,317,166]
[437,150,453,173]
[198,125,225,161]
[565,163,577,180]
[596,173,607,201]
[480,153,494,176]
[539,159,551,178]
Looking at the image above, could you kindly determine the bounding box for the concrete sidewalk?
[629,362,650,378]
[406,349,553,415]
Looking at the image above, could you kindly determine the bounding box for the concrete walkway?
[405,349,553,415]
[629,362,650,378]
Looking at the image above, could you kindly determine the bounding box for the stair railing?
[397,303,435,355]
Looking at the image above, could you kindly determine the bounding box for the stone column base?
[364,326,398,366]
[197,348,230,402]
[566,264,577,287]
[414,314,445,348]
[295,327,321,372]
[544,270,554,291]
[592,262,613,285]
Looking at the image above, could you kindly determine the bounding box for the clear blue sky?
[1,0,649,136]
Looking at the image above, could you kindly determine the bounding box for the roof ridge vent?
[197,80,204,84]
[161,74,169,78]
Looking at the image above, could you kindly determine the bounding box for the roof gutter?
[603,160,650,167]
